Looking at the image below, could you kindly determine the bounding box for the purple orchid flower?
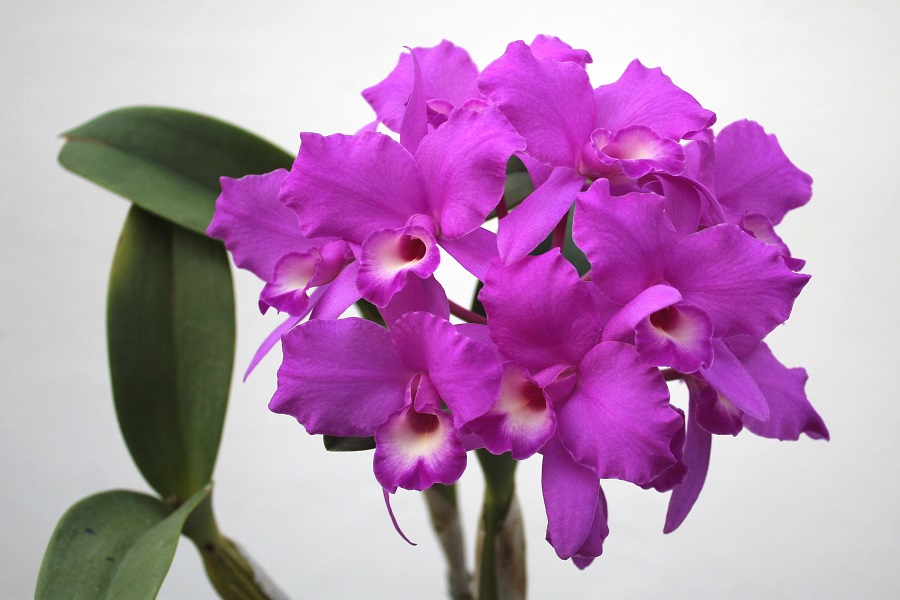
[270,311,502,494]
[477,41,716,263]
[476,249,682,564]
[575,179,809,420]
[362,36,592,132]
[278,102,525,307]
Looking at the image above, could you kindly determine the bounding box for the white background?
[3,0,898,597]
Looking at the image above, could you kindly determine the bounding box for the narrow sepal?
[541,434,601,560]
[698,338,769,422]
[664,383,713,533]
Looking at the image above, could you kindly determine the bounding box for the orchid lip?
[649,306,684,338]
[357,225,441,306]
[394,234,427,266]
[498,377,548,428]
[393,407,446,454]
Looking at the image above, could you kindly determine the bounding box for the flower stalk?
[424,484,474,599]
[474,449,524,600]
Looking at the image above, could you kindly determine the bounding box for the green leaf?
[107,205,235,500]
[323,435,377,452]
[59,106,294,235]
[487,157,534,220]
[530,204,590,276]
[354,298,386,327]
[502,172,534,209]
[36,487,209,600]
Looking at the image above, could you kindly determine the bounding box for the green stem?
[423,484,473,599]
[475,450,520,600]
[183,493,288,600]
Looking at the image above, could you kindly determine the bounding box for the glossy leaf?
[36,487,208,600]
[59,106,294,235]
[108,205,235,500]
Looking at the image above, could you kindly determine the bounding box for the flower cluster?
[208,36,828,568]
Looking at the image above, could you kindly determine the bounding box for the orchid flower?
[270,311,502,494]
[278,103,524,307]
[477,40,716,263]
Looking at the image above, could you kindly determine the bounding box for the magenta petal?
[208,169,317,281]
[665,224,810,339]
[416,106,525,239]
[466,364,557,460]
[541,434,601,560]
[374,405,467,493]
[714,120,812,225]
[572,556,594,570]
[741,213,806,271]
[602,284,683,343]
[379,274,449,328]
[497,166,584,264]
[308,260,361,320]
[635,303,714,373]
[698,339,768,422]
[558,341,680,484]
[639,173,714,238]
[438,227,498,280]
[518,152,554,188]
[280,132,429,244]
[390,312,502,427]
[477,40,596,168]
[682,128,716,189]
[258,251,319,315]
[529,34,593,67]
[594,59,716,140]
[570,488,610,568]
[308,241,353,287]
[357,225,440,307]
[574,179,677,304]
[400,49,428,154]
[694,376,744,436]
[454,322,495,347]
[641,407,688,493]
[664,381,713,533]
[741,342,829,440]
[481,250,601,372]
[362,40,480,133]
[270,318,413,436]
